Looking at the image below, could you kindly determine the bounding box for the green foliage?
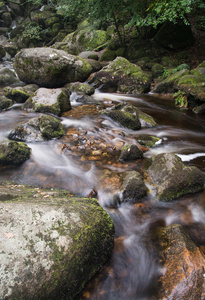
[24,0,203,45]
[173,90,188,107]
[161,64,190,79]
[22,22,43,41]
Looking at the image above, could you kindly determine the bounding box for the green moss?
[0,141,31,165]
[39,115,65,140]
[137,135,160,148]
[100,50,116,62]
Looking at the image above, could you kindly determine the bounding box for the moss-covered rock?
[102,103,141,130]
[151,63,165,78]
[121,171,148,203]
[100,49,116,62]
[193,103,205,114]
[13,48,93,88]
[0,181,114,300]
[177,67,205,102]
[89,57,151,94]
[137,135,161,148]
[3,86,30,103]
[84,58,102,72]
[0,68,20,86]
[119,144,143,162]
[148,153,205,201]
[154,224,205,300]
[63,21,109,53]
[153,69,190,94]
[67,82,95,95]
[0,140,31,165]
[8,115,65,142]
[0,96,13,111]
[102,103,156,130]
[23,87,71,116]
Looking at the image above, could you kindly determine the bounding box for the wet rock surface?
[8,114,65,142]
[24,87,71,116]
[148,153,205,201]
[0,140,31,165]
[154,224,205,300]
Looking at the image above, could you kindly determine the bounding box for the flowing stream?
[0,62,205,299]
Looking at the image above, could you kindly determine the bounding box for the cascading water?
[0,78,205,299]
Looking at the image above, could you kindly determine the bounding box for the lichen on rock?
[0,181,114,300]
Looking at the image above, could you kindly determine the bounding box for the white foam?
[176,153,205,162]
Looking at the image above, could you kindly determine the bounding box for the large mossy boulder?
[154,224,205,299]
[62,20,109,54]
[148,153,205,201]
[177,66,205,102]
[89,57,151,94]
[13,48,93,88]
[153,63,205,103]
[0,181,114,300]
[24,87,71,116]
[8,115,65,142]
[153,69,189,94]
[153,22,194,50]
[0,140,31,165]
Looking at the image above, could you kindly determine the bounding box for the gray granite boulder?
[8,115,65,142]
[0,182,114,300]
[23,87,71,116]
[89,57,151,94]
[148,153,205,201]
[13,48,93,88]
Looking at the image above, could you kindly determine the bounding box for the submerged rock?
[24,87,71,116]
[13,48,93,88]
[155,224,205,299]
[0,181,114,300]
[0,140,31,165]
[89,56,151,94]
[8,115,65,142]
[148,153,205,201]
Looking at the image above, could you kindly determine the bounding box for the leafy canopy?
[56,0,195,29]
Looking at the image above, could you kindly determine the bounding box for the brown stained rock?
[155,224,205,300]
